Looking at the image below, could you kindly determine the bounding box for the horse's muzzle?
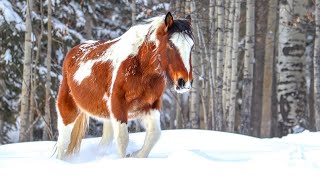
[175,78,192,93]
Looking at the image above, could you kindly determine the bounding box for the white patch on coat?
[170,33,194,74]
[103,93,109,102]
[73,61,96,84]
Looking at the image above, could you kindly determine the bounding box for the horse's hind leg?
[131,109,161,158]
[56,78,79,159]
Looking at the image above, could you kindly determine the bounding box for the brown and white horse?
[56,12,194,159]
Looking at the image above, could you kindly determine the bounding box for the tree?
[227,0,240,133]
[222,0,234,124]
[260,0,278,137]
[240,0,255,135]
[215,0,225,131]
[208,0,216,130]
[250,0,268,137]
[19,0,33,142]
[43,0,52,140]
[189,0,200,129]
[314,0,320,131]
[277,0,308,136]
[132,0,136,25]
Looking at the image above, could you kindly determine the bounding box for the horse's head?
[156,12,194,93]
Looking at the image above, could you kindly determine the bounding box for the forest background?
[1,0,320,144]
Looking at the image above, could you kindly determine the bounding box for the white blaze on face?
[170,33,194,74]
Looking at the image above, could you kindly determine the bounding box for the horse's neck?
[137,42,163,76]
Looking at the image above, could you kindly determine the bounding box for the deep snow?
[0,129,320,180]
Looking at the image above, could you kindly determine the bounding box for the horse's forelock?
[167,19,193,39]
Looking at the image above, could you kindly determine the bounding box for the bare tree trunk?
[19,0,33,142]
[215,0,225,131]
[29,0,44,141]
[176,95,183,129]
[314,0,320,131]
[175,0,184,17]
[227,0,240,133]
[189,0,200,129]
[197,20,210,129]
[260,0,278,138]
[208,0,216,130]
[251,0,268,137]
[240,0,255,135]
[43,0,52,140]
[222,0,234,126]
[131,0,136,25]
[84,0,95,39]
[0,67,5,143]
[277,0,307,136]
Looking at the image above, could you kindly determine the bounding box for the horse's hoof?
[126,151,138,158]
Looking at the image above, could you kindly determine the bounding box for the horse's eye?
[169,42,175,49]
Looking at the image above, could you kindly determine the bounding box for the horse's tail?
[66,112,89,155]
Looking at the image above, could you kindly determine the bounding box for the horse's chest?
[125,76,165,110]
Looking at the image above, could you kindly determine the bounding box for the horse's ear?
[165,12,174,28]
[186,15,191,24]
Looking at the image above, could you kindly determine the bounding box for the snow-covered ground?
[1,129,320,179]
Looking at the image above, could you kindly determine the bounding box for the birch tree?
[314,0,320,131]
[227,0,240,133]
[19,0,33,142]
[222,0,234,122]
[277,0,307,136]
[189,0,200,129]
[208,0,215,130]
[215,0,225,131]
[240,0,255,135]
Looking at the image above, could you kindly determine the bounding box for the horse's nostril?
[177,78,186,88]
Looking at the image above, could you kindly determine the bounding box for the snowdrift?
[1,130,320,180]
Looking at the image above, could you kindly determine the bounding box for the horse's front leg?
[111,119,129,158]
[130,109,161,158]
[110,96,129,158]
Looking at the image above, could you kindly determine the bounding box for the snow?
[0,130,320,179]
[50,17,86,42]
[0,0,25,31]
[3,49,12,63]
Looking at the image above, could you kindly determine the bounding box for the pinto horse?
[56,12,194,159]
